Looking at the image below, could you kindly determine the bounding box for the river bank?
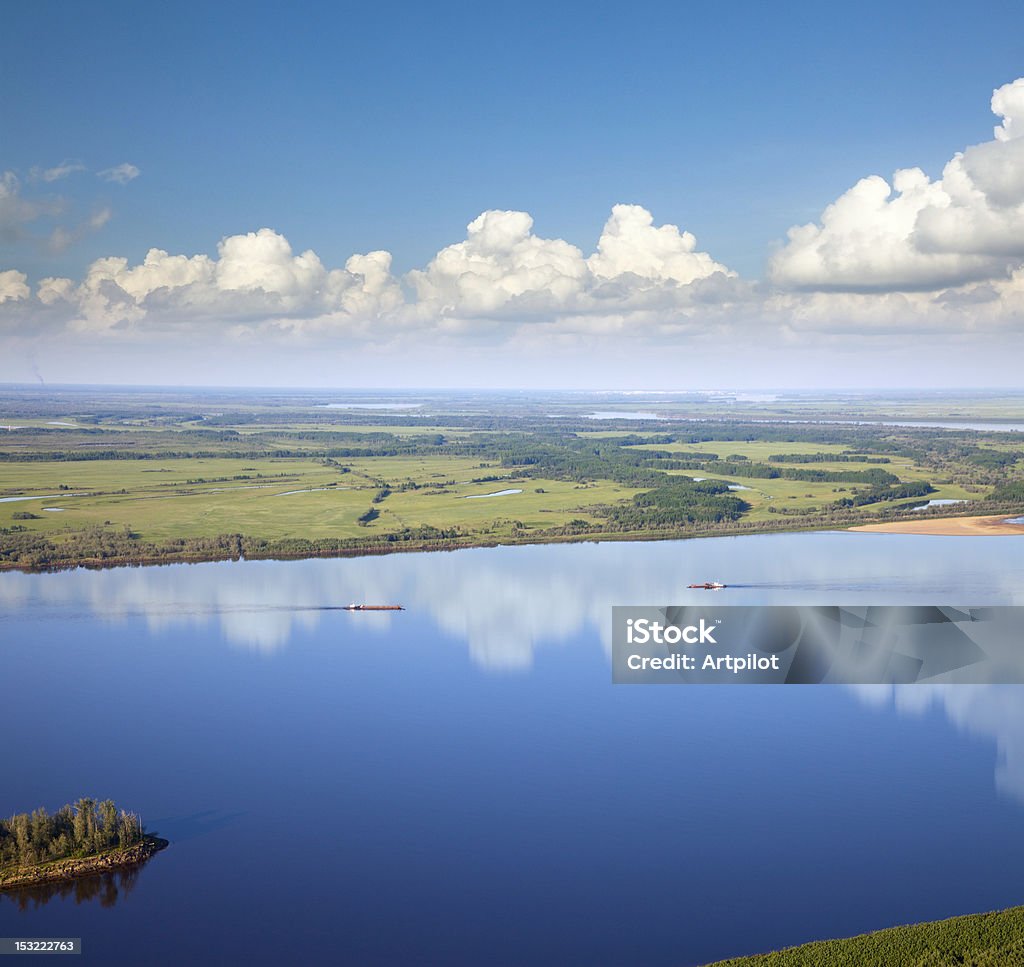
[850,514,1024,536]
[4,503,1023,573]
[0,836,168,891]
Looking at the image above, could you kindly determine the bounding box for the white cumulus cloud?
[0,270,30,303]
[588,203,734,284]
[408,205,731,320]
[993,78,1024,142]
[59,227,404,333]
[771,77,1024,292]
[36,276,76,306]
[409,209,588,315]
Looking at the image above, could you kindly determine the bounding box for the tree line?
[0,799,143,870]
[768,452,892,464]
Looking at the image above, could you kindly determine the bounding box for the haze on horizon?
[2,1,1024,391]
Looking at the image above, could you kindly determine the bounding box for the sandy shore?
[850,514,1024,536]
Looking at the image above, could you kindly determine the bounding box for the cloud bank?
[8,205,738,341]
[3,80,1024,381]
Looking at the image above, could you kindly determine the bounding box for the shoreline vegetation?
[1,387,1022,572]
[702,904,1024,966]
[0,799,167,892]
[0,507,1023,573]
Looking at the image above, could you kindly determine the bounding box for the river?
[2,532,1023,965]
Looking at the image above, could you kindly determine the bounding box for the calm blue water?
[2,533,1024,966]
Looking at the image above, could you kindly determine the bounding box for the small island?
[0,798,167,891]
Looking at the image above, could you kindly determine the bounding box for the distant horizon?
[3,382,1024,397]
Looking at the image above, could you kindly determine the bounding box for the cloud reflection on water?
[4,533,1024,803]
[850,685,1024,803]
[2,533,1023,666]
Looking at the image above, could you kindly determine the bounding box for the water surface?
[318,403,423,410]
[2,533,1024,966]
[583,411,666,420]
[0,493,86,504]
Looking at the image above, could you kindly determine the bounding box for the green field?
[0,455,638,544]
[1,387,1021,568]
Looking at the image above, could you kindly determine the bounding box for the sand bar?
[850,515,1024,536]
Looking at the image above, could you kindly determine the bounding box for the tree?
[98,800,118,850]
[30,807,50,851]
[118,811,141,848]
[73,798,96,850]
[11,813,31,864]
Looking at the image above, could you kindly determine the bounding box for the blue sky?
[2,0,1024,387]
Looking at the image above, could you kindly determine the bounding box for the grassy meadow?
[1,387,1021,568]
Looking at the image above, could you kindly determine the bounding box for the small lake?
[273,487,341,496]
[2,532,1024,966]
[556,414,1024,432]
[584,411,666,420]
[462,488,523,499]
[757,419,1024,433]
[318,402,423,410]
[827,419,1024,433]
[0,493,86,504]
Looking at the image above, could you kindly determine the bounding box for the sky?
[2,0,1024,390]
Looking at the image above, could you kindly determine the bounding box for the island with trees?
[0,798,167,891]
